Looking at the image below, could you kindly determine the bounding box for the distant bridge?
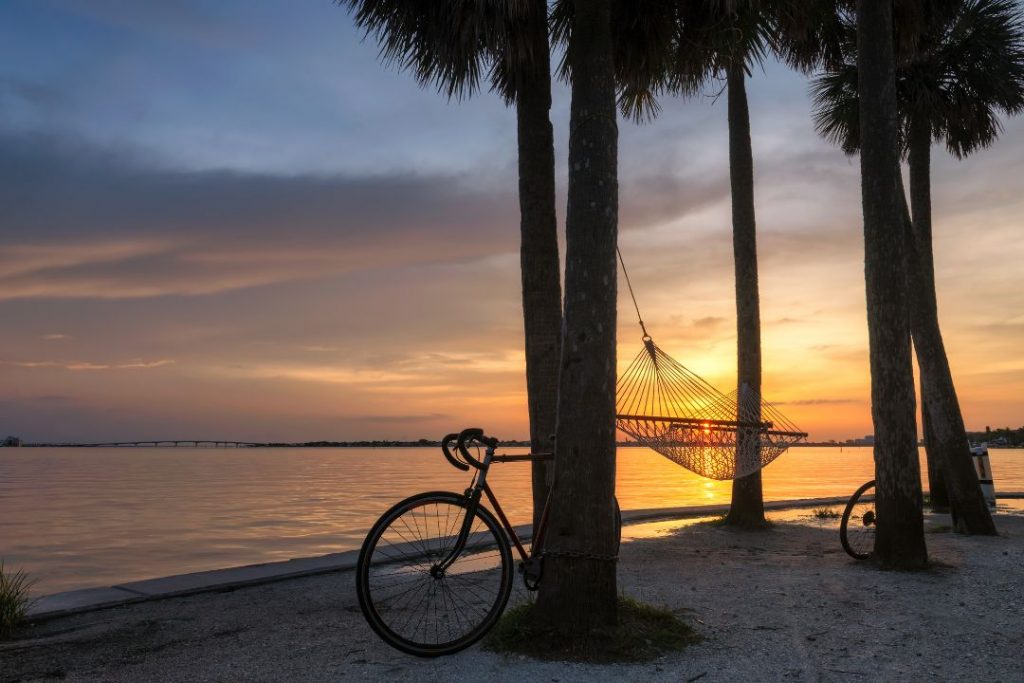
[27,440,269,448]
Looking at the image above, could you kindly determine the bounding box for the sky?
[2,0,1023,443]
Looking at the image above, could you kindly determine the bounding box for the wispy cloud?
[773,398,862,406]
[0,130,788,301]
[2,359,175,371]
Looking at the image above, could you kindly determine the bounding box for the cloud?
[0,76,66,110]
[0,132,519,298]
[336,413,451,424]
[2,359,174,371]
[33,0,251,49]
[773,398,862,406]
[0,130,769,301]
[28,395,77,403]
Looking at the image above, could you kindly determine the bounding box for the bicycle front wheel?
[840,480,876,560]
[356,491,513,657]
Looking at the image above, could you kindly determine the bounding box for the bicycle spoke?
[357,494,513,655]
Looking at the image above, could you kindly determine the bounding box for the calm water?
[1,446,1022,594]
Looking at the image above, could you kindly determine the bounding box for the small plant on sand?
[484,595,700,662]
[0,560,35,640]
[813,507,840,519]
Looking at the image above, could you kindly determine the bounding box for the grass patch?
[812,507,841,519]
[484,595,701,663]
[0,560,35,640]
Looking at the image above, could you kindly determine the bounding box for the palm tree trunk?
[905,115,996,535]
[535,0,619,631]
[908,114,949,513]
[517,0,562,531]
[856,0,927,569]
[920,380,949,510]
[723,63,765,528]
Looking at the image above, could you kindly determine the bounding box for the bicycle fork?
[431,446,496,577]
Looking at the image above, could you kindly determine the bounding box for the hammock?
[614,248,808,481]
[616,336,807,480]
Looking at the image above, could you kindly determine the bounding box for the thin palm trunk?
[723,63,766,527]
[908,114,949,512]
[535,0,619,631]
[857,0,927,569]
[906,114,996,535]
[920,380,949,510]
[517,0,562,530]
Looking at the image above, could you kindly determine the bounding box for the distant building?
[2,435,23,447]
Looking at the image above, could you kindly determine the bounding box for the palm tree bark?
[906,114,996,535]
[907,114,949,512]
[856,0,927,569]
[723,63,766,528]
[517,0,562,530]
[920,384,948,510]
[535,0,619,631]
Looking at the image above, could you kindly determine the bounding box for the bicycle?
[839,480,876,560]
[355,427,621,657]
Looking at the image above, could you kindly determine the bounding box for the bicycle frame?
[435,444,553,574]
[356,429,621,656]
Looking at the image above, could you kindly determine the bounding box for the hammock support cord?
[614,250,808,481]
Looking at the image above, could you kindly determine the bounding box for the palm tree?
[534,0,620,632]
[626,1,778,527]
[855,0,928,568]
[341,0,561,528]
[689,2,774,528]
[554,0,779,526]
[812,0,1022,533]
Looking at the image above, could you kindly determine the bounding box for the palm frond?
[339,0,535,103]
[810,66,860,155]
[931,0,1024,157]
[810,0,1024,160]
[553,0,679,122]
[557,0,803,122]
[770,0,852,73]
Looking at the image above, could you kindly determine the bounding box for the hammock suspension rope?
[615,248,808,481]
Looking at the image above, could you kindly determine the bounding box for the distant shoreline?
[11,441,1022,449]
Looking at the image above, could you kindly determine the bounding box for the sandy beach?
[3,512,1022,683]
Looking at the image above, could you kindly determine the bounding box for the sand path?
[3,513,1022,682]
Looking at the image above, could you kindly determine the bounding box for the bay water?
[2,446,1021,594]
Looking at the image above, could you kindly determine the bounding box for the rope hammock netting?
[615,249,808,481]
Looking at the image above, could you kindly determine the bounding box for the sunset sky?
[2,0,1023,443]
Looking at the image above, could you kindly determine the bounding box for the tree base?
[484,596,700,662]
[721,511,771,530]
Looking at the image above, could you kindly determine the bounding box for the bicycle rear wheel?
[840,480,876,560]
[356,491,513,657]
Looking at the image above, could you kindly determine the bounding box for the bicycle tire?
[356,491,513,657]
[840,480,876,560]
